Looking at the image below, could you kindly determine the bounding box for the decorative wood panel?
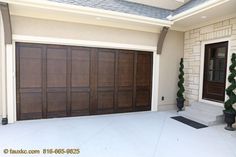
[46,46,68,117]
[71,48,90,87]
[117,50,134,111]
[98,51,115,87]
[19,47,42,88]
[97,91,114,113]
[136,54,152,87]
[118,51,134,87]
[96,49,116,113]
[47,47,67,88]
[16,43,44,120]
[118,91,133,109]
[47,92,67,118]
[71,47,92,115]
[135,52,152,110]
[71,92,90,116]
[20,92,42,120]
[16,43,153,120]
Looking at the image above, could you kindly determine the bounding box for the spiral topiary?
[177,58,185,100]
[224,53,236,113]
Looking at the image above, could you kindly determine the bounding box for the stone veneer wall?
[184,17,236,105]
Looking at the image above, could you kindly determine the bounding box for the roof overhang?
[1,0,173,33]
[0,0,235,33]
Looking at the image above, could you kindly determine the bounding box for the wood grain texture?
[203,41,228,102]
[16,43,153,120]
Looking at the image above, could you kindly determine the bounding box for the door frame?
[199,37,231,107]
[9,34,160,123]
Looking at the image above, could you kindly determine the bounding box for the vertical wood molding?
[0,2,12,124]
[157,27,169,54]
[6,44,14,123]
[132,52,137,111]
[67,47,72,116]
[42,45,47,118]
[0,12,6,120]
[0,2,12,44]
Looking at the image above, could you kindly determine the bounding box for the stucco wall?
[10,15,185,111]
[158,30,184,110]
[0,11,2,118]
[184,17,236,105]
[11,16,158,47]
[0,35,2,118]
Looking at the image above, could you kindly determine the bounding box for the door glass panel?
[208,70,225,82]
[207,47,226,83]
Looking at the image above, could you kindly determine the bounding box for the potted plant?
[224,53,236,131]
[177,58,185,112]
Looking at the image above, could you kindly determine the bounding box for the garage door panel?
[47,92,67,117]
[136,53,152,87]
[71,48,90,87]
[118,51,134,87]
[135,90,150,107]
[97,50,115,87]
[19,47,42,88]
[47,47,67,88]
[117,90,133,109]
[19,92,43,120]
[71,92,90,112]
[97,91,114,111]
[71,87,91,92]
[135,52,152,111]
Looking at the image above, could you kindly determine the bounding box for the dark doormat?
[171,116,208,129]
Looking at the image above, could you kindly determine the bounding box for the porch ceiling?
[172,0,236,30]
[125,0,190,10]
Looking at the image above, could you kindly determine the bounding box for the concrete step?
[178,102,224,126]
[190,102,224,116]
[185,106,223,118]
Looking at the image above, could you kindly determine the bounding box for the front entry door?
[203,41,228,102]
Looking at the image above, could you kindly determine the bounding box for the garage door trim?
[8,35,159,122]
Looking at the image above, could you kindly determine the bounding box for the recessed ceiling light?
[201,16,207,19]
[176,0,185,2]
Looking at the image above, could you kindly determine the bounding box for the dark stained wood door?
[16,43,153,120]
[135,52,152,111]
[96,49,116,114]
[71,47,92,116]
[16,44,44,120]
[116,50,135,112]
[203,41,228,102]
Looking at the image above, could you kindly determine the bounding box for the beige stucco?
[0,15,185,120]
[11,16,158,47]
[158,30,184,110]
[0,36,2,118]
[0,10,3,118]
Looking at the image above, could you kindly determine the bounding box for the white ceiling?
[125,0,190,10]
[172,0,236,30]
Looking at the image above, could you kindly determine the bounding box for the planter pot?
[176,98,185,112]
[223,110,236,131]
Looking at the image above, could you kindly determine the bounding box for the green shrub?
[225,53,236,113]
[177,58,185,100]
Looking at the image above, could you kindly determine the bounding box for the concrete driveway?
[0,111,235,157]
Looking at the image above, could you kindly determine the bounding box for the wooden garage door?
[16,43,153,120]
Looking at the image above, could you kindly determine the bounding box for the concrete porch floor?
[0,111,235,157]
